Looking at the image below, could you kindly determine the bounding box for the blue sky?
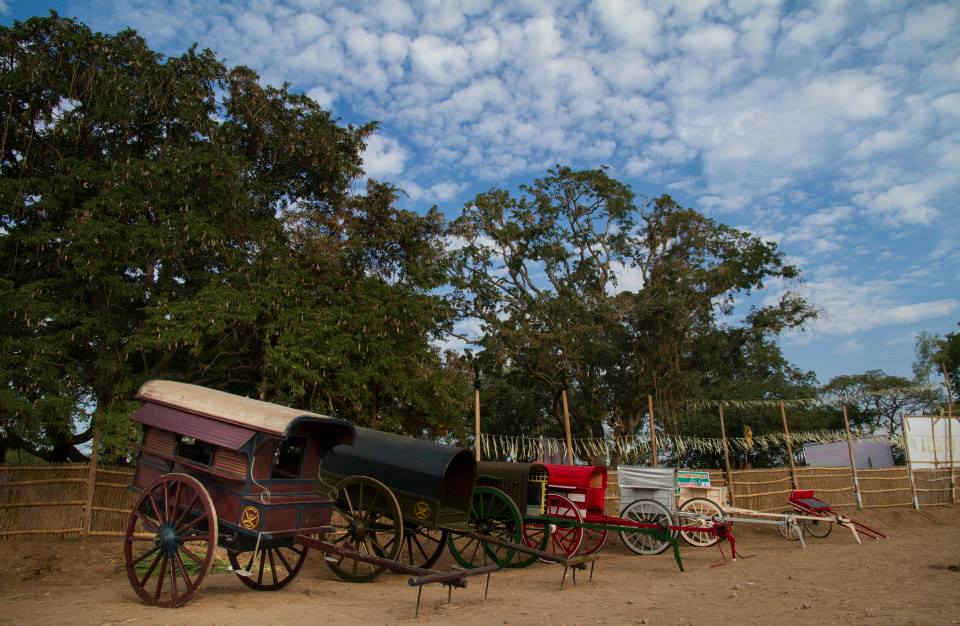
[5,0,958,384]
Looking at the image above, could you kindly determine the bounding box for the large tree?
[0,14,466,462]
[450,167,817,462]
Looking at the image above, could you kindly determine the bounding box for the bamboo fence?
[0,464,135,540]
[0,462,952,540]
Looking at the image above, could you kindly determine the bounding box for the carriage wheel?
[778,518,802,541]
[401,524,448,569]
[802,516,833,538]
[618,498,672,556]
[123,473,218,607]
[508,518,549,568]
[448,486,520,569]
[537,494,583,562]
[324,475,404,582]
[227,544,308,591]
[677,498,723,548]
[580,526,608,555]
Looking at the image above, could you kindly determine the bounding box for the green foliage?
[914,327,960,395]
[0,13,465,462]
[450,167,819,465]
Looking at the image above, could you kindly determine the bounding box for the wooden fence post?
[902,415,920,510]
[648,394,657,467]
[718,404,736,505]
[82,426,100,536]
[842,405,862,509]
[561,388,574,465]
[942,364,956,504]
[780,400,798,489]
[474,387,481,462]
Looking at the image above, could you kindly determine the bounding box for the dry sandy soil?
[2,506,959,626]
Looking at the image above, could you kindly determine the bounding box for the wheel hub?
[155,522,179,556]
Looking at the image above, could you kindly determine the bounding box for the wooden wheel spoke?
[168,557,180,602]
[154,556,169,600]
[138,552,163,587]
[132,545,160,567]
[172,492,200,529]
[256,549,267,585]
[148,493,165,524]
[174,551,194,589]
[267,548,278,586]
[131,510,160,533]
[273,547,293,574]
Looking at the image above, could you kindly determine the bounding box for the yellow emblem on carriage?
[240,505,260,530]
[413,501,430,520]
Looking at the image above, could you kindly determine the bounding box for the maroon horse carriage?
[123,380,496,608]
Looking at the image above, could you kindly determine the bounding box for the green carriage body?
[476,461,549,518]
[319,427,476,530]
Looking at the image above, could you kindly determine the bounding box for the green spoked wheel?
[448,486,521,568]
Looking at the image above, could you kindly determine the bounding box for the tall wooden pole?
[902,415,920,510]
[780,400,798,489]
[82,426,100,536]
[474,387,481,462]
[931,415,939,468]
[942,364,956,504]
[561,389,574,465]
[718,404,736,505]
[647,394,657,467]
[842,405,862,509]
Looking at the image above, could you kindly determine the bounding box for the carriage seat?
[789,489,830,511]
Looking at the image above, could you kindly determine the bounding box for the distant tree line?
[1,14,955,465]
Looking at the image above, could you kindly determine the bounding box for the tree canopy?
[0,13,465,463]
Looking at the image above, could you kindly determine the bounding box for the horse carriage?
[123,381,497,609]
[319,430,601,586]
[616,466,884,550]
[469,461,735,570]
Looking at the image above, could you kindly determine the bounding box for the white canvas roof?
[136,379,332,437]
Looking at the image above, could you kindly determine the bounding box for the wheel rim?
[803,517,832,538]
[540,494,582,562]
[448,487,520,569]
[678,498,722,547]
[228,544,308,591]
[618,499,672,555]
[401,525,448,569]
[123,473,218,607]
[324,475,403,582]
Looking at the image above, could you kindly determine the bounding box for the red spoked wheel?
[537,493,583,563]
[123,473,218,607]
[579,526,608,556]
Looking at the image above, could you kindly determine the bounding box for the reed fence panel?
[729,468,793,511]
[0,464,134,540]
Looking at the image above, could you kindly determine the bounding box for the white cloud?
[362,134,408,178]
[780,278,959,337]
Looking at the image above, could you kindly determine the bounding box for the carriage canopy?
[132,380,355,450]
[320,427,475,526]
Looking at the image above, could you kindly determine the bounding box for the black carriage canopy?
[320,427,475,504]
[131,380,356,451]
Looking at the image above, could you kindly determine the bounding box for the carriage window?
[176,435,214,465]
[271,437,306,479]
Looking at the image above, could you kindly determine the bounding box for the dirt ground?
[1,506,959,626]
